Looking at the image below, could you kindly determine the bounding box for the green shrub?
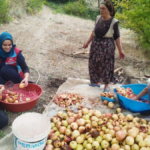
[45,1,65,13]
[47,0,77,4]
[113,0,150,53]
[26,0,44,14]
[0,0,10,23]
[46,0,99,20]
[88,8,99,20]
[64,1,88,17]
[9,0,27,19]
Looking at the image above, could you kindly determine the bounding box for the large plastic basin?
[0,83,43,113]
[114,84,150,113]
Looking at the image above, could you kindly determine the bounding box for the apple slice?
[26,98,31,102]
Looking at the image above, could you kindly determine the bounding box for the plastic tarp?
[0,77,143,149]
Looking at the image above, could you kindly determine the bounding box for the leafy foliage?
[0,0,44,23]
[64,1,88,17]
[46,0,99,20]
[112,0,150,52]
[47,0,77,3]
[0,0,10,23]
[26,0,44,15]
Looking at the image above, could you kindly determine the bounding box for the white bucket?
[12,112,51,150]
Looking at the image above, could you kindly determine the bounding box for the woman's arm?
[17,52,30,87]
[83,32,95,49]
[134,84,150,100]
[21,72,29,87]
[115,37,125,59]
[19,61,30,87]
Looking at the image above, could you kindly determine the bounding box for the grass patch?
[0,131,6,138]
[26,0,44,15]
[0,0,45,24]
[0,0,10,23]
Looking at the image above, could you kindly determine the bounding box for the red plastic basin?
[0,83,43,113]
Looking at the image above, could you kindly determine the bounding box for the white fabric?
[93,15,118,38]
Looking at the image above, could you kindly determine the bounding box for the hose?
[29,66,40,84]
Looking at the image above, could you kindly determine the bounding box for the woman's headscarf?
[100,0,116,17]
[0,32,16,58]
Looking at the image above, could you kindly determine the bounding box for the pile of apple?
[116,87,149,103]
[100,92,115,108]
[0,83,30,103]
[100,92,115,99]
[0,90,31,103]
[103,100,115,109]
[116,87,136,99]
[45,108,150,150]
[53,93,84,108]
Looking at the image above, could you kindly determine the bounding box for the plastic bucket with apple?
[12,112,51,150]
[0,83,43,112]
[114,84,150,113]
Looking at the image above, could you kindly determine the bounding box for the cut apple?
[26,98,31,102]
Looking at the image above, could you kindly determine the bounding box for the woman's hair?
[100,0,116,16]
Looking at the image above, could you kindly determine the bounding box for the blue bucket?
[114,84,150,113]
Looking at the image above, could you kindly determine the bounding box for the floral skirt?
[89,37,115,84]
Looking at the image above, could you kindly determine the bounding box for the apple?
[96,136,102,143]
[86,143,92,150]
[70,141,77,149]
[19,83,25,88]
[101,140,109,149]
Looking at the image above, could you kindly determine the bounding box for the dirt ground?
[0,6,150,137]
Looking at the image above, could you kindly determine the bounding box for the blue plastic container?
[101,95,116,102]
[114,84,150,113]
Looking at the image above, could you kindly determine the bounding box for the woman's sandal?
[89,83,101,87]
[103,87,110,92]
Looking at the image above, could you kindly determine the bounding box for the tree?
[113,0,150,52]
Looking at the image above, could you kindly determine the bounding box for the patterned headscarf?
[100,0,116,16]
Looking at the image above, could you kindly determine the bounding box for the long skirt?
[89,37,115,84]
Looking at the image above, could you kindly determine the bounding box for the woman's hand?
[132,95,138,100]
[21,78,28,87]
[83,32,94,49]
[20,73,29,87]
[115,38,125,59]
[83,42,89,49]
[0,85,4,96]
[119,51,125,59]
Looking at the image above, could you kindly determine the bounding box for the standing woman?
[0,32,30,86]
[83,0,125,92]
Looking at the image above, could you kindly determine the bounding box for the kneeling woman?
[0,111,8,129]
[0,32,29,87]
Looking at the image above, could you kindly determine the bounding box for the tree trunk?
[98,0,100,7]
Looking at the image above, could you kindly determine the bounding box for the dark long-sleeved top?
[94,17,120,40]
[0,52,29,73]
